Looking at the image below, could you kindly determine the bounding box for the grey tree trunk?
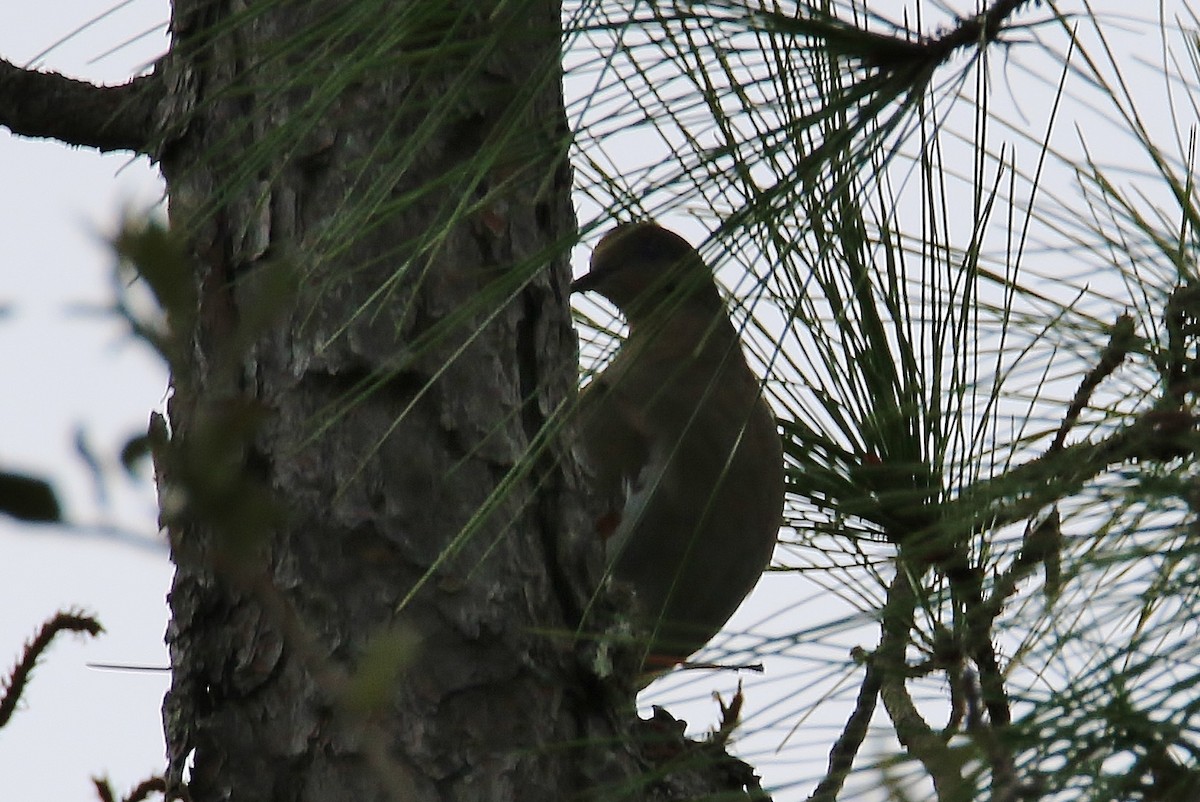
[0,0,773,795]
[155,1,613,799]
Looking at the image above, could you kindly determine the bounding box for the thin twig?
[93,776,168,802]
[807,649,882,802]
[0,611,103,728]
[1049,314,1137,454]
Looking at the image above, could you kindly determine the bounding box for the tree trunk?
[156,2,610,799]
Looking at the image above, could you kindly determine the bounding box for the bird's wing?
[576,373,654,546]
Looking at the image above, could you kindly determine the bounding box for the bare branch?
[750,0,1045,72]
[875,572,969,800]
[807,649,881,802]
[0,611,103,728]
[1050,314,1138,454]
[93,775,167,802]
[0,58,163,155]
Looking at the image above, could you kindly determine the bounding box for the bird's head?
[571,222,723,322]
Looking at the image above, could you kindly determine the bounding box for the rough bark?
[155,1,618,800]
[0,0,773,798]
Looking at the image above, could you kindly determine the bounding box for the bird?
[572,221,784,679]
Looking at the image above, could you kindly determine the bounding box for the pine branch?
[807,649,881,802]
[875,571,970,799]
[747,0,1043,71]
[0,58,163,155]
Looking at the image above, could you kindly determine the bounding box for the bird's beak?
[570,271,599,294]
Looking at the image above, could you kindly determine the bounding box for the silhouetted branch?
[749,0,1044,72]
[0,58,162,155]
[93,775,168,802]
[0,611,103,728]
[875,572,968,799]
[808,649,881,802]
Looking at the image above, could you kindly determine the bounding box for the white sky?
[2,3,1195,801]
[0,3,171,801]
